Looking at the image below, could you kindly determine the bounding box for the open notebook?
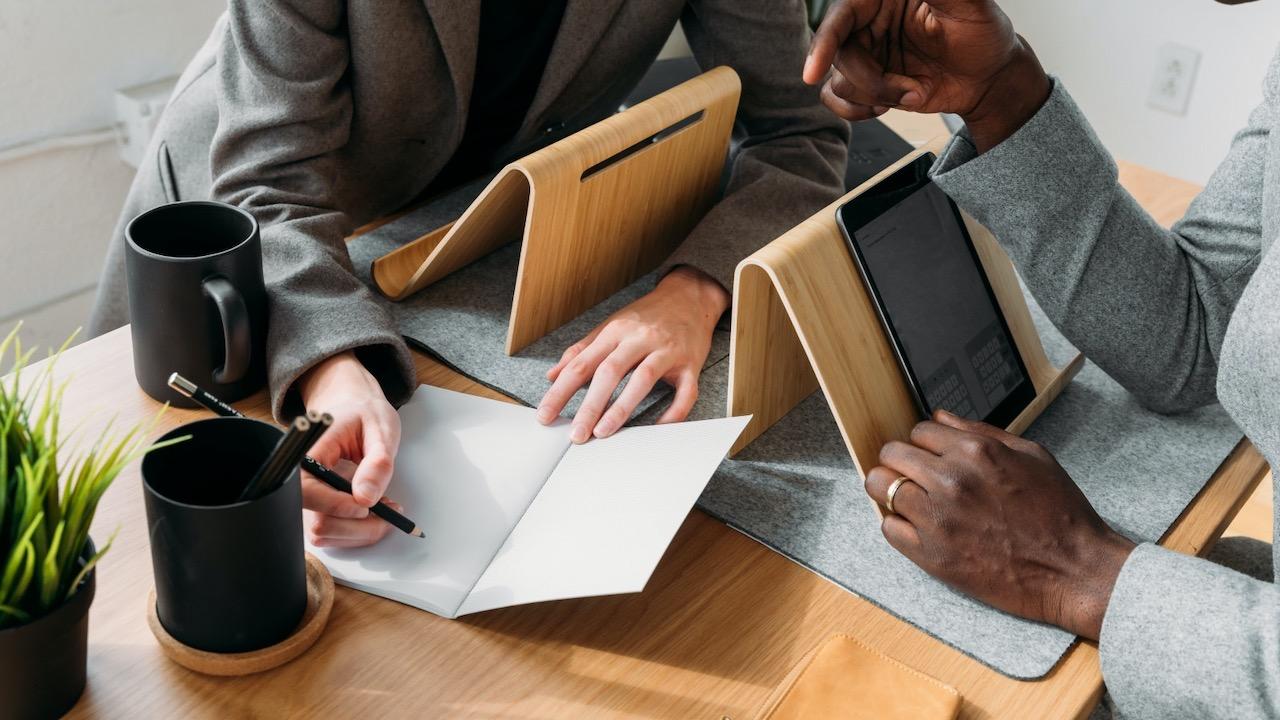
[309,385,749,618]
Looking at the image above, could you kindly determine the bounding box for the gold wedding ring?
[885,476,910,515]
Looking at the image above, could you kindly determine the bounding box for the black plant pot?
[0,539,96,720]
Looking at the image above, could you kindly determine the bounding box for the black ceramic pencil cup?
[142,417,306,653]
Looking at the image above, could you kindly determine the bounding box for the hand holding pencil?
[291,352,414,547]
[169,368,423,544]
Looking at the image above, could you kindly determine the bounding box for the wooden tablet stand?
[371,67,741,354]
[727,138,1084,482]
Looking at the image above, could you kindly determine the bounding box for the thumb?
[883,73,929,110]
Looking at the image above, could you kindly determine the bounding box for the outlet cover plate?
[1148,43,1200,116]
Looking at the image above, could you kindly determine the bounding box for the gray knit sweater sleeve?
[929,79,1280,719]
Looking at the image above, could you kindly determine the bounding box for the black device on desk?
[835,153,1035,426]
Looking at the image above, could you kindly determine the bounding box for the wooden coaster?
[147,554,335,676]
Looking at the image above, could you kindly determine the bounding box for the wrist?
[1056,529,1136,640]
[962,44,1052,154]
[659,266,731,327]
[298,350,368,402]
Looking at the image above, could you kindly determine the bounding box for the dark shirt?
[432,1,569,191]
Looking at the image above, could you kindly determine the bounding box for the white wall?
[0,0,223,352]
[1001,0,1280,184]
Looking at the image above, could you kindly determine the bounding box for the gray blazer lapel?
[520,0,628,134]
[423,0,481,132]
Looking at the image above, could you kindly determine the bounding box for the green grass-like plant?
[0,325,179,629]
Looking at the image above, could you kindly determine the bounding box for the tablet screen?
[847,182,1029,421]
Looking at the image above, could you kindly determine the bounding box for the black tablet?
[835,153,1035,427]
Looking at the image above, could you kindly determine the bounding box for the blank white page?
[456,415,750,616]
[310,386,570,617]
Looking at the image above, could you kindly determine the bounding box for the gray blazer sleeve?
[932,79,1267,414]
[210,0,415,420]
[930,82,1280,718]
[661,0,850,290]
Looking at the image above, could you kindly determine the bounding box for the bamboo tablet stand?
[727,138,1084,483]
[371,67,741,354]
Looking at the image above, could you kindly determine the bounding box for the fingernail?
[899,91,922,108]
[872,105,889,115]
[570,424,589,443]
[536,406,553,423]
[594,419,617,438]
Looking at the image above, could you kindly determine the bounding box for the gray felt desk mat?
[348,186,1242,679]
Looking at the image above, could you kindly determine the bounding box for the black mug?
[125,201,267,408]
[142,417,306,653]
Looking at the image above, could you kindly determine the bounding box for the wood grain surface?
[36,146,1264,718]
[370,66,741,355]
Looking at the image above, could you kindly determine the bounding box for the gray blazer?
[931,54,1280,718]
[89,0,849,418]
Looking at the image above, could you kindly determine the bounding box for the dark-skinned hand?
[865,410,1136,640]
[802,0,1052,152]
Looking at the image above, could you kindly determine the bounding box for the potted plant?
[0,327,175,719]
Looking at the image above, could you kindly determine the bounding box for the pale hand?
[803,0,1051,152]
[297,351,404,548]
[536,266,730,442]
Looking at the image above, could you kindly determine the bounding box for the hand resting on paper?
[864,410,1136,640]
[802,0,1052,153]
[535,265,730,443]
[296,350,407,548]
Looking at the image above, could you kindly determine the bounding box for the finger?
[829,41,924,108]
[304,510,394,548]
[864,465,929,521]
[878,440,946,493]
[907,419,976,455]
[829,66,926,112]
[655,369,699,424]
[805,0,862,84]
[593,355,669,438]
[821,79,885,122]
[547,342,585,382]
[932,409,1039,453]
[301,474,370,519]
[880,513,923,558]
[548,323,604,382]
[570,343,648,443]
[351,420,398,507]
[537,335,619,424]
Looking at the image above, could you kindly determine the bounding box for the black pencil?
[240,417,309,501]
[169,373,425,538]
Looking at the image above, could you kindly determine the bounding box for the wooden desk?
[53,166,1265,719]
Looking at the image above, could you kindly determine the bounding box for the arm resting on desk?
[1101,543,1280,719]
[928,77,1279,719]
[210,0,415,420]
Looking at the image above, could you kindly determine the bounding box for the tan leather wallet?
[754,634,962,720]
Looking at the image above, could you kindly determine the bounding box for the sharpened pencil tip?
[411,527,425,539]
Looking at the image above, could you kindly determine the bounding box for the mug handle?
[202,276,251,384]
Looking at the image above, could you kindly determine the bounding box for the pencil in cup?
[238,416,317,502]
[169,372,424,538]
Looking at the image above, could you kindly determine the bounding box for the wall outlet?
[114,76,178,168]
[1147,43,1200,116]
